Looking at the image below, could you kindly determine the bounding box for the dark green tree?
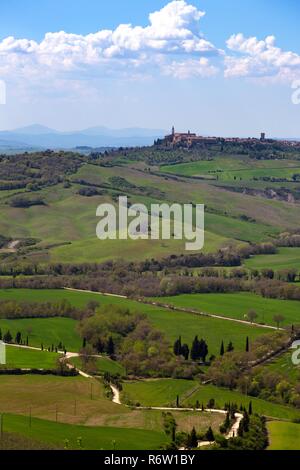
[186,427,198,449]
[173,336,182,356]
[220,340,225,356]
[205,426,215,442]
[106,336,115,356]
[3,330,12,343]
[181,343,189,361]
[15,331,22,345]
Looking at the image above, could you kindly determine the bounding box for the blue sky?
[0,0,300,136]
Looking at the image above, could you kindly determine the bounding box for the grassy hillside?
[244,247,300,271]
[153,292,300,327]
[122,379,198,407]
[0,316,81,352]
[70,356,126,376]
[268,421,300,450]
[2,414,167,450]
[5,346,59,369]
[0,289,268,355]
[2,153,300,264]
[183,384,300,421]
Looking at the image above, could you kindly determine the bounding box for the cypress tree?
[187,427,198,449]
[220,340,225,356]
[106,336,115,356]
[173,336,182,356]
[205,426,215,442]
[248,401,253,415]
[191,336,200,361]
[15,332,22,345]
[3,330,12,344]
[181,344,189,361]
[246,336,249,352]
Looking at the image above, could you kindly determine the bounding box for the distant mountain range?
[0,125,166,151]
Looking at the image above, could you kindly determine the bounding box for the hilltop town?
[157,127,300,149]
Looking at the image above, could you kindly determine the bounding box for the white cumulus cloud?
[0,1,221,83]
[225,33,300,81]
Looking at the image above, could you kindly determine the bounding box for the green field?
[183,384,300,421]
[5,346,59,369]
[121,379,300,421]
[244,247,300,271]
[70,355,126,376]
[264,351,300,384]
[160,158,300,181]
[153,292,300,327]
[0,316,81,352]
[122,379,198,407]
[2,414,167,450]
[268,421,300,450]
[0,289,268,355]
[2,159,300,265]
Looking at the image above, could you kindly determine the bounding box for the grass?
[4,345,59,369]
[160,158,300,181]
[0,316,81,352]
[122,379,198,407]
[0,375,128,425]
[152,291,300,327]
[1,413,167,450]
[0,375,224,437]
[0,432,59,450]
[2,161,300,265]
[244,247,300,271]
[183,384,300,421]
[70,355,126,376]
[268,421,300,450]
[50,230,227,264]
[263,351,300,384]
[0,289,269,356]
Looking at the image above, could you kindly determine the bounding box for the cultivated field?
[153,292,300,327]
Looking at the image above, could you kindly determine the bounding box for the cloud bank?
[0,1,221,82]
[0,0,299,88]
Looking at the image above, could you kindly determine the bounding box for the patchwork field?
[153,292,300,327]
[0,289,268,355]
[183,384,300,421]
[121,379,300,421]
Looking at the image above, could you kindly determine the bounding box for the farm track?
[63,287,281,330]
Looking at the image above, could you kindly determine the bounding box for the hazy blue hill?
[0,125,166,148]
